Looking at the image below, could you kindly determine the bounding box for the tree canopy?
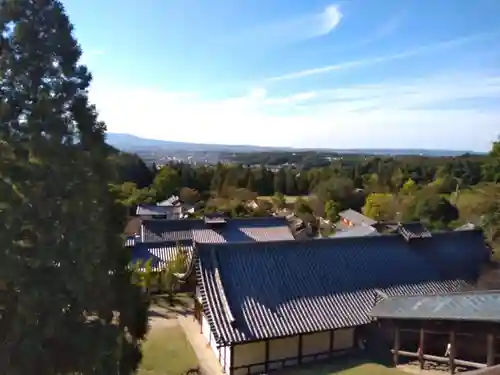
[0,1,148,373]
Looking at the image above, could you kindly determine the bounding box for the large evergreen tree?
[0,0,148,374]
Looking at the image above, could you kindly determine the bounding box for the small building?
[194,229,488,375]
[370,290,500,373]
[140,216,295,244]
[136,204,183,220]
[330,225,381,238]
[336,209,377,230]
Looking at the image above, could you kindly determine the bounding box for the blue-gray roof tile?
[197,230,486,345]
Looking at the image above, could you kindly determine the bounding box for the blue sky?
[63,0,500,151]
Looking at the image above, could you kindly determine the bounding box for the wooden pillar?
[264,340,270,373]
[487,333,495,367]
[393,326,400,366]
[449,329,456,374]
[329,330,335,353]
[298,334,303,364]
[419,327,425,370]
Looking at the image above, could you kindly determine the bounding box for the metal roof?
[338,209,377,226]
[370,290,500,322]
[141,217,295,243]
[136,204,182,216]
[331,225,381,238]
[197,230,486,345]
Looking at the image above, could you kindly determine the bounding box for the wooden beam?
[393,326,401,366]
[487,333,495,367]
[449,329,456,374]
[391,350,487,369]
[419,327,425,370]
[229,345,234,375]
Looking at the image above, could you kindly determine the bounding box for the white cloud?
[220,4,342,48]
[267,31,500,82]
[89,71,500,152]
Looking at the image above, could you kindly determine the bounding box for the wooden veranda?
[385,319,500,374]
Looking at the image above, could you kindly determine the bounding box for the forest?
[112,139,500,253]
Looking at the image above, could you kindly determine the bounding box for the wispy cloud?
[267,31,500,82]
[357,10,405,46]
[221,4,342,48]
[90,71,500,151]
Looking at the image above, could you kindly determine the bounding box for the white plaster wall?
[201,315,232,373]
[233,341,266,375]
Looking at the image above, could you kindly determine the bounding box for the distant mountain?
[106,132,485,157]
[106,133,286,153]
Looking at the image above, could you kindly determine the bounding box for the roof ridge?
[209,246,236,325]
[383,286,500,300]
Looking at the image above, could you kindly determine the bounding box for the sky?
[62,0,500,151]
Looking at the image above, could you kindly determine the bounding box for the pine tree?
[0,1,148,374]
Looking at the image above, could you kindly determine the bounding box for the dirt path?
[148,306,179,329]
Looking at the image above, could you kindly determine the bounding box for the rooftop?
[142,217,295,243]
[330,225,381,238]
[131,240,193,272]
[197,229,486,345]
[370,290,500,323]
[136,204,182,216]
[338,209,377,226]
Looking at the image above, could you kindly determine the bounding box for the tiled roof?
[370,290,500,322]
[197,230,486,345]
[338,209,377,226]
[124,235,136,247]
[396,222,432,241]
[142,217,295,243]
[131,240,193,272]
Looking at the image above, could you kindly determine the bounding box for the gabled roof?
[370,290,500,322]
[131,240,193,272]
[142,217,295,243]
[456,223,477,231]
[136,204,182,216]
[124,235,137,247]
[330,225,381,238]
[396,222,432,241]
[197,230,486,345]
[338,209,377,226]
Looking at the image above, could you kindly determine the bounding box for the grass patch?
[278,358,406,375]
[139,325,198,375]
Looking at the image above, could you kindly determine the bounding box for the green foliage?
[271,192,286,210]
[110,182,156,206]
[324,200,341,222]
[294,197,313,215]
[179,187,200,205]
[151,166,180,201]
[400,178,418,195]
[482,139,500,183]
[406,191,459,229]
[0,1,148,373]
[362,193,397,221]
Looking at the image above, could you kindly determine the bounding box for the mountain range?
[106,132,485,157]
